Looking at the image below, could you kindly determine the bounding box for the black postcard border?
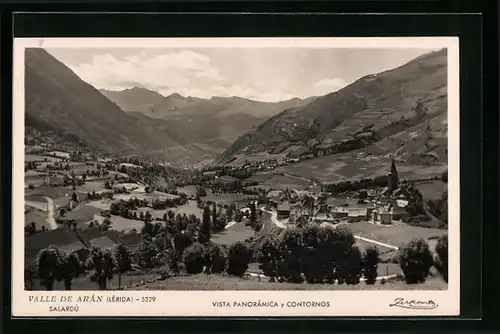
[0,4,495,333]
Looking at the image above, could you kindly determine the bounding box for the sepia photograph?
[12,37,459,317]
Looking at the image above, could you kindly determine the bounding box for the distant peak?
[167,92,184,99]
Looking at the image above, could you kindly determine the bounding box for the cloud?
[63,50,347,102]
[313,78,348,95]
[68,50,225,94]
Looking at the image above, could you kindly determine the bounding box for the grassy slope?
[130,274,448,291]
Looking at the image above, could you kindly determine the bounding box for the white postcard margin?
[12,37,460,317]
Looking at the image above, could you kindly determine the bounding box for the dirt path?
[246,271,397,282]
[353,235,399,250]
[261,208,286,229]
[225,221,237,229]
[44,197,58,230]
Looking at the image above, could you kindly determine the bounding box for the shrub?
[397,238,434,284]
[227,241,252,277]
[363,245,380,285]
[434,235,448,282]
[183,242,206,274]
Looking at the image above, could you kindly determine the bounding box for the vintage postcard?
[12,37,459,317]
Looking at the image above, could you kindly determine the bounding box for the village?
[24,141,448,291]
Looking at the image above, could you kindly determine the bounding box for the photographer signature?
[389,298,438,310]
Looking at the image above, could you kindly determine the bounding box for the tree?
[255,235,281,282]
[63,252,84,290]
[397,238,434,284]
[135,239,159,269]
[212,203,217,224]
[363,245,380,285]
[36,246,67,290]
[434,235,448,282]
[278,227,304,283]
[227,241,252,277]
[72,191,78,203]
[249,201,257,226]
[173,231,194,260]
[199,205,211,243]
[343,245,363,285]
[114,244,133,289]
[226,204,235,220]
[86,246,116,290]
[183,242,206,274]
[301,224,327,284]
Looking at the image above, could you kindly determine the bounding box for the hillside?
[99,87,165,113]
[24,48,212,165]
[104,89,317,151]
[216,49,448,166]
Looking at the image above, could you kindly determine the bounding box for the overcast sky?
[46,47,437,102]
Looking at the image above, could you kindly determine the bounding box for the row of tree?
[252,225,448,285]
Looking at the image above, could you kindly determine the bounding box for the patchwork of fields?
[275,153,446,183]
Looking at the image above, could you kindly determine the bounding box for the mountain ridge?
[216,48,448,166]
[25,48,210,164]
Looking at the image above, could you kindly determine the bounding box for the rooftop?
[277,202,291,211]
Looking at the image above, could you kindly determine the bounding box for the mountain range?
[25,48,210,164]
[25,47,447,170]
[100,88,316,152]
[215,48,448,166]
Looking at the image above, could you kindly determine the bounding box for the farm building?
[373,207,392,225]
[312,212,338,224]
[268,197,281,209]
[347,208,368,222]
[331,206,349,218]
[277,202,291,219]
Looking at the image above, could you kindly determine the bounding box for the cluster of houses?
[266,159,413,226]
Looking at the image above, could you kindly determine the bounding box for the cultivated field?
[24,208,50,229]
[204,191,255,204]
[211,223,255,246]
[347,221,447,247]
[172,200,204,219]
[76,181,106,193]
[415,180,447,201]
[25,154,61,163]
[246,173,313,190]
[275,153,447,183]
[107,215,145,233]
[63,204,102,225]
[176,185,198,197]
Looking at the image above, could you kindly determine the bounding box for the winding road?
[43,197,58,230]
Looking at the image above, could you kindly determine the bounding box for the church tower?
[387,158,398,193]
